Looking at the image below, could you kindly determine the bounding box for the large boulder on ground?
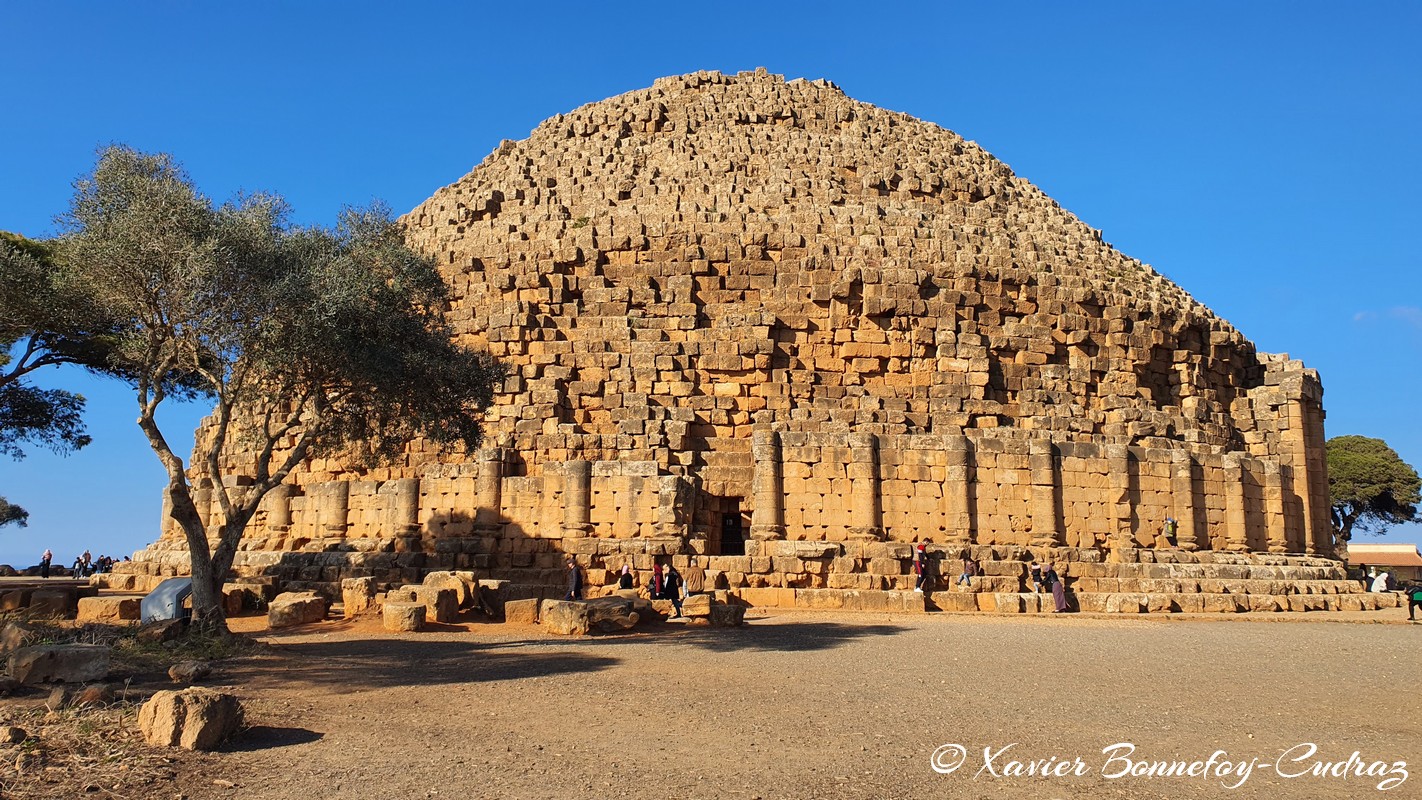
[540,600,591,636]
[341,577,378,618]
[585,596,641,632]
[8,644,111,684]
[503,598,540,625]
[138,688,244,751]
[383,601,426,632]
[267,592,328,629]
[76,596,142,624]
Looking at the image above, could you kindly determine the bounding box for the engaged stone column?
[1170,450,1198,551]
[563,460,593,536]
[1222,453,1250,552]
[265,483,294,531]
[750,430,786,540]
[1263,461,1288,553]
[1287,399,1331,556]
[192,478,214,533]
[393,478,420,535]
[1106,444,1133,550]
[848,432,883,540]
[943,434,973,544]
[1029,439,1062,547]
[475,449,504,531]
[320,481,350,537]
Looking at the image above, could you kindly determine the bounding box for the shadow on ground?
[571,620,911,654]
[223,725,325,752]
[223,638,621,693]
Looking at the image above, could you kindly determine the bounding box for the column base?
[847,526,883,541]
[749,525,785,541]
[563,524,593,537]
[1030,533,1064,548]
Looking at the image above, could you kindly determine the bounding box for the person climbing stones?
[913,543,931,593]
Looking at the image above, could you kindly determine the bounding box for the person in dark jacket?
[565,557,583,601]
[663,565,684,618]
[617,564,634,590]
[913,543,931,592]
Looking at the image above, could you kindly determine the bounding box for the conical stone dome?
[404,68,1272,468]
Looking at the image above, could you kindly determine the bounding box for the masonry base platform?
[97,541,1393,616]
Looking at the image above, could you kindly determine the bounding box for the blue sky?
[1,1,1418,566]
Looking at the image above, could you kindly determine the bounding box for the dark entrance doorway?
[720,500,745,556]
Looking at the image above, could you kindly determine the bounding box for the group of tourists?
[913,544,1071,612]
[564,556,709,619]
[38,548,122,579]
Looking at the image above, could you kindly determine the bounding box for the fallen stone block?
[419,586,460,623]
[540,600,591,636]
[383,601,426,632]
[0,589,33,612]
[709,603,746,627]
[28,588,78,619]
[9,644,111,684]
[137,618,187,644]
[422,571,472,608]
[267,592,327,629]
[76,596,141,624]
[503,598,540,625]
[168,660,212,684]
[341,577,377,618]
[585,596,640,632]
[682,593,713,617]
[0,621,39,654]
[138,688,244,751]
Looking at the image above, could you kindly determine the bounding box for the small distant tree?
[0,231,117,526]
[1327,435,1420,554]
[56,146,502,630]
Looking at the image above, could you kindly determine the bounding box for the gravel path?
[185,608,1420,800]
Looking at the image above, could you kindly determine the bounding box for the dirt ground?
[10,606,1422,800]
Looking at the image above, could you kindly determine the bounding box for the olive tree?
[57,146,501,629]
[1,231,117,524]
[1327,435,1420,553]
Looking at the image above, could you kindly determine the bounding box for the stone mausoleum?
[116,70,1379,614]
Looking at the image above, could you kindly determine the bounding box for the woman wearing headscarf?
[1043,563,1068,613]
[617,564,634,590]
